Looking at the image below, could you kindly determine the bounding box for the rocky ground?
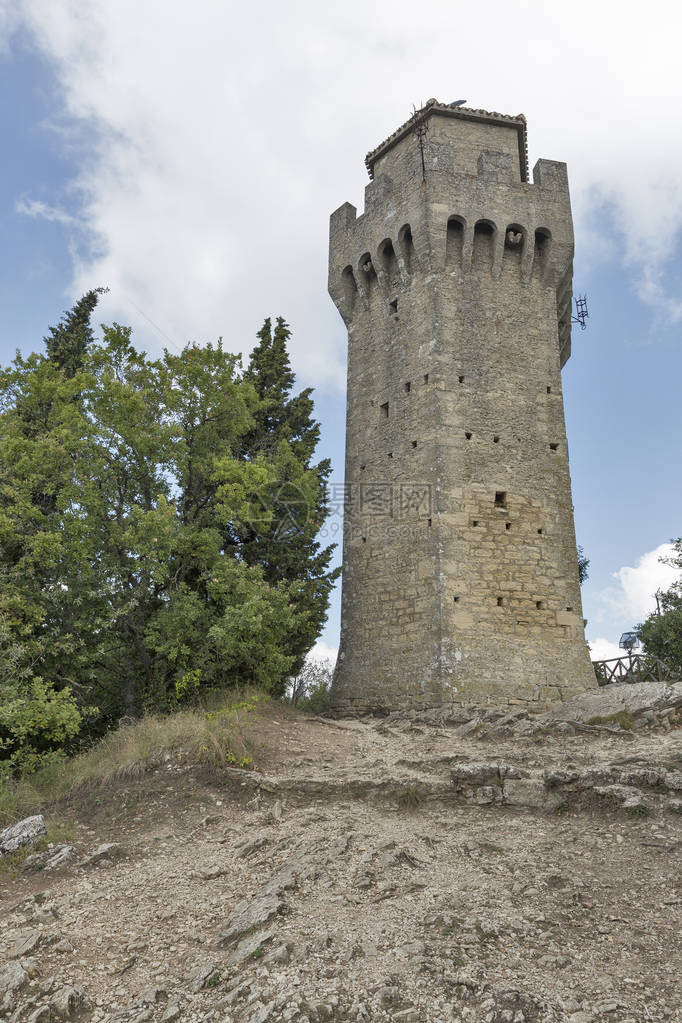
[1,686,681,1023]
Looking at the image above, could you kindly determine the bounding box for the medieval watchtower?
[328,101,597,713]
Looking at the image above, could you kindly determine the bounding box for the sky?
[1,0,681,666]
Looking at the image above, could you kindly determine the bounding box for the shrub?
[0,616,86,779]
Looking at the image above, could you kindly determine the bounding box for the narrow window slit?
[380,402,389,418]
[494,491,507,508]
[547,386,552,394]
[380,239,399,281]
[533,229,551,276]
[389,298,398,314]
[423,373,429,384]
[473,220,496,268]
[536,601,544,610]
[411,440,417,448]
[458,375,465,384]
[398,224,416,275]
[453,596,460,603]
[446,217,464,266]
[493,435,500,444]
[505,522,511,531]
[404,381,411,393]
[465,431,472,440]
[497,596,504,607]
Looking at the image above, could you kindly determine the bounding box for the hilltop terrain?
[1,692,681,1023]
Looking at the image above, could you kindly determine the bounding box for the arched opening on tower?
[358,252,378,291]
[378,238,400,287]
[341,265,358,317]
[533,228,552,279]
[503,223,525,271]
[473,219,496,269]
[398,224,416,276]
[446,216,465,267]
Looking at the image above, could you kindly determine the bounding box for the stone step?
[450,759,682,814]
[220,757,682,816]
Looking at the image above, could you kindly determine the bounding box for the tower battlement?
[329,103,596,713]
[330,104,575,365]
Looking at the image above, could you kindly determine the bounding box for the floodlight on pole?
[619,631,640,679]
[619,632,640,652]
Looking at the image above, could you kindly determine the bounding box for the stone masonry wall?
[328,104,597,713]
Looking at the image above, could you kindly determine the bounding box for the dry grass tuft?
[396,784,428,812]
[0,689,266,827]
[587,710,635,731]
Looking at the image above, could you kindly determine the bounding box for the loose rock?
[0,815,46,856]
[80,842,123,867]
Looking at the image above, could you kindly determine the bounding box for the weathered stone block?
[503,778,550,808]
[451,763,502,786]
[474,785,502,805]
[552,680,682,724]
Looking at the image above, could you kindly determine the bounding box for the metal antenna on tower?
[410,102,429,184]
[572,294,589,330]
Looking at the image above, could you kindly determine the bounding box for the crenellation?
[331,202,574,325]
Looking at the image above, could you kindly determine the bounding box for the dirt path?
[1,709,681,1023]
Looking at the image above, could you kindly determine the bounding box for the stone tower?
[328,101,597,713]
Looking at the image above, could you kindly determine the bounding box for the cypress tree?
[8,290,107,527]
[44,287,107,377]
[239,317,339,671]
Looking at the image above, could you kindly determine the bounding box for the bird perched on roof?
[451,99,467,107]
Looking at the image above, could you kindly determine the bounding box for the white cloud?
[636,268,682,327]
[15,198,76,226]
[0,2,20,52]
[8,1,682,388]
[587,637,625,662]
[308,640,338,667]
[596,543,681,626]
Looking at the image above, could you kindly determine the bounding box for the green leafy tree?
[236,317,340,673]
[578,545,590,585]
[0,309,326,769]
[637,539,682,677]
